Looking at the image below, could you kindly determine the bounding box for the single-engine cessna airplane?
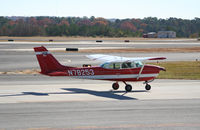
[34,46,166,92]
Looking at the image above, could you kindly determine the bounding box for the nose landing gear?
[144,80,153,91]
[145,84,151,90]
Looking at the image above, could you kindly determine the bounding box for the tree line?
[0,16,199,37]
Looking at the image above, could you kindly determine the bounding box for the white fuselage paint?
[69,73,159,80]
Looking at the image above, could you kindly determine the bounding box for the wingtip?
[149,57,166,60]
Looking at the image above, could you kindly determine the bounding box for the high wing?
[87,54,166,62]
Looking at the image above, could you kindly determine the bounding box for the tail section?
[34,46,72,75]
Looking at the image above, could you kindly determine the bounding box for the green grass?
[150,61,200,80]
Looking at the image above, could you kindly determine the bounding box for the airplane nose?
[159,67,166,71]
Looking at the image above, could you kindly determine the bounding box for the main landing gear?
[112,82,119,90]
[123,81,132,92]
[112,81,152,92]
[112,81,132,92]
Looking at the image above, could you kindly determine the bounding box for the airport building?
[157,31,176,38]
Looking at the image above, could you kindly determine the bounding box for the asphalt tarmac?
[0,41,200,129]
[0,99,200,130]
[0,75,200,129]
[0,41,199,49]
[0,41,200,72]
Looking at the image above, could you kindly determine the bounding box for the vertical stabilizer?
[34,46,71,74]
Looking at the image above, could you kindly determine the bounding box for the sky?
[1,0,200,19]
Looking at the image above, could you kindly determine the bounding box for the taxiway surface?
[0,99,200,130]
[0,41,200,72]
[0,75,200,103]
[0,74,200,129]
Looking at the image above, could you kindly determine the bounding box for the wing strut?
[137,61,145,80]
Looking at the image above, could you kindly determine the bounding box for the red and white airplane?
[34,46,166,92]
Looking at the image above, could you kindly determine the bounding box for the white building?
[157,31,176,38]
[147,32,157,38]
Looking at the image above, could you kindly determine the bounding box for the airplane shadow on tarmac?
[0,88,148,100]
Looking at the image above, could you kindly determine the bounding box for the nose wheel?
[145,84,151,90]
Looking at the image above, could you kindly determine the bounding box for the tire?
[125,84,132,92]
[112,83,119,90]
[145,84,151,90]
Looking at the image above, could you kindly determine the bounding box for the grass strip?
[150,61,200,80]
[1,61,199,80]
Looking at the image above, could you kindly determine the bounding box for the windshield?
[135,61,143,68]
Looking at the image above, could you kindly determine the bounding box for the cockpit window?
[122,62,134,68]
[121,61,143,68]
[101,61,143,69]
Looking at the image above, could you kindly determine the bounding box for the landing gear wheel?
[112,83,119,90]
[145,84,151,90]
[125,84,132,92]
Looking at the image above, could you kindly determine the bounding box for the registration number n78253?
[68,69,94,76]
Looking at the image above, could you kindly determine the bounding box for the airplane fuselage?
[45,64,164,82]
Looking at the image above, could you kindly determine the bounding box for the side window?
[122,63,127,68]
[101,63,110,69]
[122,62,132,68]
[108,63,114,69]
[121,62,142,69]
[113,63,120,69]
[101,62,121,69]
[131,62,136,68]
